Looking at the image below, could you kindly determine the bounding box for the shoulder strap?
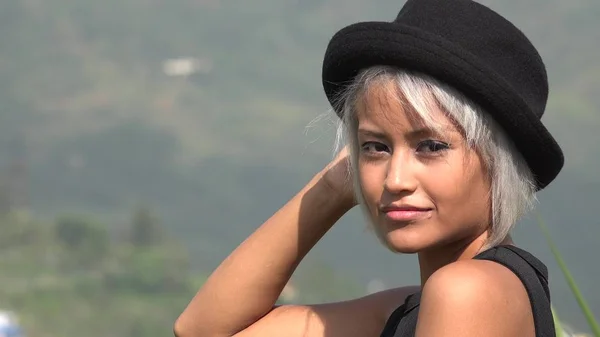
[380,292,421,337]
[380,303,407,337]
[475,245,556,337]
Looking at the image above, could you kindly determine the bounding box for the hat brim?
[322,21,564,190]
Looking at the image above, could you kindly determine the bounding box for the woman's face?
[356,81,492,253]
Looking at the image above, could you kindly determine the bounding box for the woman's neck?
[417,232,514,285]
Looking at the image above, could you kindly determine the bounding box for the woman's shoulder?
[425,257,531,296]
[416,256,535,336]
[424,245,545,301]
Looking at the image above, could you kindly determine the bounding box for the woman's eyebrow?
[357,128,387,139]
[357,126,454,141]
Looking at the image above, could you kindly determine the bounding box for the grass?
[536,213,600,336]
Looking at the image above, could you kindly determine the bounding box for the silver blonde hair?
[329,66,537,251]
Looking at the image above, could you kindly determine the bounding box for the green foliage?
[0,206,360,337]
[0,207,196,337]
[55,214,110,268]
[104,244,191,294]
[537,213,600,336]
[129,205,166,246]
[293,258,363,303]
[553,307,565,337]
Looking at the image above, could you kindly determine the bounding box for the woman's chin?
[387,243,422,254]
[383,235,425,254]
[381,228,435,254]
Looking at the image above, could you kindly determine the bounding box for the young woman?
[174,0,564,336]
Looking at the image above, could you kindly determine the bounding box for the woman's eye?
[416,140,450,153]
[361,142,389,153]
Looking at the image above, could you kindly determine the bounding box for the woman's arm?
[231,286,420,337]
[174,172,349,337]
[174,148,400,337]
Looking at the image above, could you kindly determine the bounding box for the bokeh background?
[0,0,597,336]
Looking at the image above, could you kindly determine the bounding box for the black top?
[379,245,556,337]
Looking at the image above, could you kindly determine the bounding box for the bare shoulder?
[234,285,420,337]
[415,259,535,337]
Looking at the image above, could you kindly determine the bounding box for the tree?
[129,206,165,247]
[55,214,109,268]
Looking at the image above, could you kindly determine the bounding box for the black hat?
[322,0,564,190]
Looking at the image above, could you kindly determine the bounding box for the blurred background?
[0,0,597,336]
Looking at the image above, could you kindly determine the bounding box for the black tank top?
[379,245,556,337]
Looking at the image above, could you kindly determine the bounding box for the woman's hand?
[319,146,358,210]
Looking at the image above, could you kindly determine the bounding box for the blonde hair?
[329,66,537,251]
